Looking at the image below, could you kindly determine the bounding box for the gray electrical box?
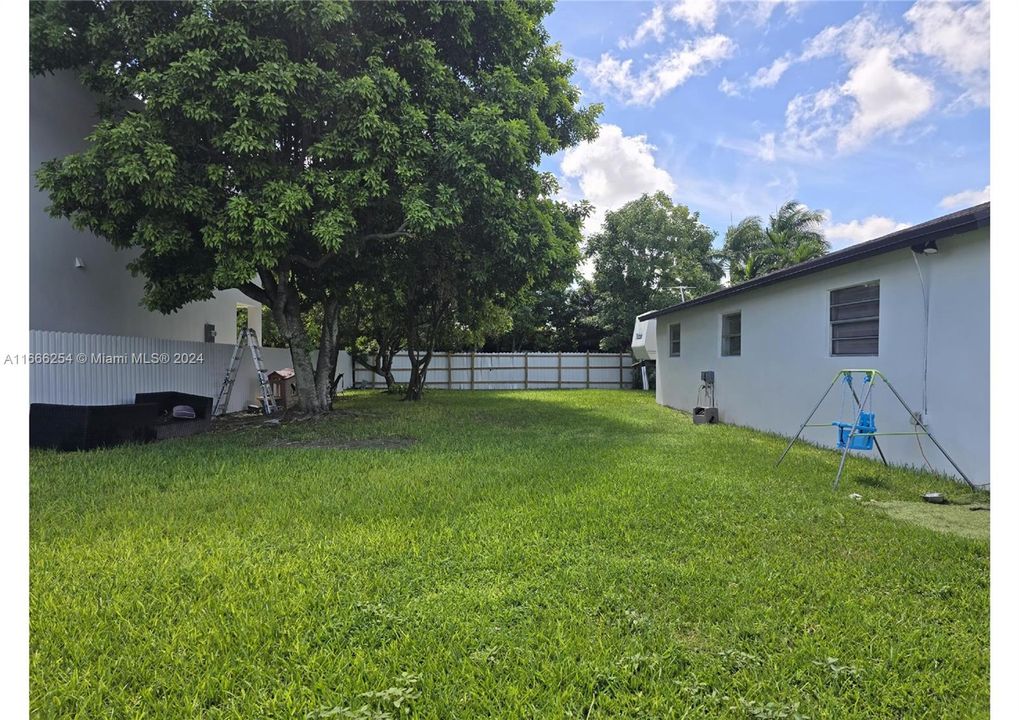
[694,370,718,424]
[204,323,217,343]
[693,406,719,424]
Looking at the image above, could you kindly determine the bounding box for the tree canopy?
[721,201,829,283]
[31,0,599,407]
[585,192,722,352]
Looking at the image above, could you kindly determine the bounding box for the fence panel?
[29,330,352,413]
[352,352,632,391]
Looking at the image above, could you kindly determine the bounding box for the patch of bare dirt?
[266,436,417,450]
[208,408,377,435]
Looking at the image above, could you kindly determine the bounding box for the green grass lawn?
[30,390,989,719]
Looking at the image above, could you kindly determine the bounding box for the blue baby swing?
[775,369,975,490]
[833,373,876,451]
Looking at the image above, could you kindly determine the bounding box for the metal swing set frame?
[775,369,974,490]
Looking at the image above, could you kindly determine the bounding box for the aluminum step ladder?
[212,328,279,417]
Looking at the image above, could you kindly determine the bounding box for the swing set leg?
[877,373,976,490]
[833,375,876,490]
[776,374,840,468]
[832,438,853,490]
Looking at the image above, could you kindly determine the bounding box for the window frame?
[829,280,880,357]
[669,322,681,357]
[720,311,741,357]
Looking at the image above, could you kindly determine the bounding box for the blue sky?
[540,0,990,249]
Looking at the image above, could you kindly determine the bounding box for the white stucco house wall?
[30,71,261,345]
[639,204,990,487]
[29,72,358,412]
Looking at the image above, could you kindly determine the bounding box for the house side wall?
[654,228,989,486]
[30,71,261,344]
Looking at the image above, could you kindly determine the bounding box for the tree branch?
[239,281,270,306]
[288,221,413,270]
[359,220,412,242]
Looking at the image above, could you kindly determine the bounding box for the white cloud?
[835,47,935,152]
[800,12,903,64]
[726,0,988,132]
[748,54,793,89]
[905,0,989,107]
[584,34,735,106]
[716,50,792,98]
[668,0,718,31]
[782,86,846,157]
[939,185,990,210]
[728,11,939,158]
[733,12,901,100]
[559,124,676,234]
[824,215,910,249]
[620,4,667,49]
[718,77,741,97]
[730,0,803,27]
[906,1,989,75]
[778,47,934,157]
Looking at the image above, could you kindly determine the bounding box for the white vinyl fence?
[29,330,352,413]
[353,352,633,390]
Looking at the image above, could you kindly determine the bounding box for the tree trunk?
[402,300,448,401]
[354,344,398,391]
[404,348,433,401]
[313,296,341,411]
[287,341,328,413]
[381,351,396,391]
[265,276,332,415]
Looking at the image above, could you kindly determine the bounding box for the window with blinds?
[830,281,879,356]
[721,312,741,357]
[669,323,681,356]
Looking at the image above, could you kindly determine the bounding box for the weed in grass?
[718,649,763,673]
[623,607,651,633]
[307,673,421,719]
[733,698,811,719]
[468,645,500,664]
[812,656,862,682]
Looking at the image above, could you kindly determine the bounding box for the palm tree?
[720,216,766,281]
[721,201,829,284]
[766,201,828,261]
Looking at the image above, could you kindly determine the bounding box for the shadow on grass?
[29,390,650,524]
[854,474,891,489]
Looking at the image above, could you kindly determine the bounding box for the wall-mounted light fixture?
[911,239,938,255]
[74,257,86,268]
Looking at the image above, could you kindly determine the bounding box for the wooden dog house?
[267,368,297,409]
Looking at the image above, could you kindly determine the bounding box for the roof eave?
[638,202,989,321]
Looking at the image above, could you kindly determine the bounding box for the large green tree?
[721,201,829,283]
[482,202,598,353]
[373,192,588,400]
[30,0,598,411]
[485,277,601,353]
[585,192,722,352]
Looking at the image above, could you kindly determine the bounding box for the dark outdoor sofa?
[29,402,159,451]
[29,391,213,451]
